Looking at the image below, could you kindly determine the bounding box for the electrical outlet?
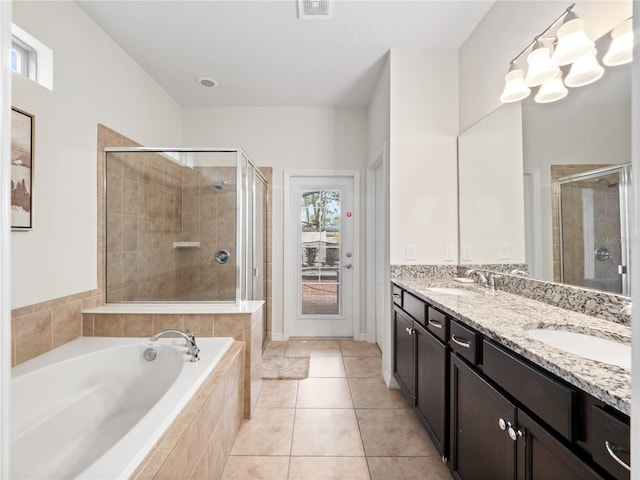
[444,244,455,261]
[406,244,417,260]
[499,243,511,260]
[462,245,472,261]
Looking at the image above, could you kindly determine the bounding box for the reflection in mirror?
[458,50,631,296]
[458,102,525,266]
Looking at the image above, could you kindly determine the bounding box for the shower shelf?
[173,242,200,249]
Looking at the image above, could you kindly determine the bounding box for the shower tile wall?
[181,166,237,301]
[551,164,622,293]
[106,152,184,302]
[550,164,609,283]
[106,158,240,302]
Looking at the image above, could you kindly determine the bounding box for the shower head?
[596,178,618,188]
[214,180,227,190]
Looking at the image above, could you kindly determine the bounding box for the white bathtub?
[11,335,234,479]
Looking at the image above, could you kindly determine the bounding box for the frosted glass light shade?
[535,73,568,103]
[603,19,633,66]
[500,68,531,103]
[525,46,560,86]
[551,18,594,66]
[565,49,604,87]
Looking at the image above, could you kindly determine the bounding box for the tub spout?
[150,329,200,362]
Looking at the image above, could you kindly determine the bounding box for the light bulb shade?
[525,46,560,86]
[565,49,604,87]
[535,73,568,103]
[603,19,633,66]
[500,68,531,103]
[551,18,595,66]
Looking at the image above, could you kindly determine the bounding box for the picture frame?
[11,107,34,230]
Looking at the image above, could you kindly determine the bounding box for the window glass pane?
[10,49,18,72]
[300,189,341,316]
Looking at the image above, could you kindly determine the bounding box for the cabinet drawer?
[404,292,426,326]
[392,284,403,307]
[449,319,478,364]
[426,306,448,342]
[483,340,575,441]
[591,406,630,480]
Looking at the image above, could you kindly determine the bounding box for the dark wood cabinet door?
[450,354,516,480]
[517,410,604,480]
[393,306,414,402]
[415,321,448,457]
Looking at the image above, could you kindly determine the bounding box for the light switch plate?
[406,244,417,260]
[444,244,455,261]
[499,243,511,260]
[462,245,472,261]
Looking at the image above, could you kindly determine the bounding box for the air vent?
[298,0,331,19]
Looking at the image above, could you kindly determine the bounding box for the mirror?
[458,48,631,295]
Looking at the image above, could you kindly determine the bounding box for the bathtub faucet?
[150,329,200,362]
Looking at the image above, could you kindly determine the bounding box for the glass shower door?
[558,164,631,294]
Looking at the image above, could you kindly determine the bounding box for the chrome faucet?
[465,268,488,288]
[509,268,528,277]
[150,329,200,362]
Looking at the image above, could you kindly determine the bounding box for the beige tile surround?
[131,341,245,480]
[11,125,271,371]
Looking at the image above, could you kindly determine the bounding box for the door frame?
[283,170,361,340]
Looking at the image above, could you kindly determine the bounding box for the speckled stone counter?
[392,276,631,416]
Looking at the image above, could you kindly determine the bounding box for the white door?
[284,173,358,338]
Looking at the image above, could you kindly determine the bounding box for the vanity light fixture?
[603,18,633,66]
[500,3,632,105]
[525,41,560,86]
[565,48,604,87]
[499,62,531,103]
[499,3,579,104]
[534,72,568,103]
[550,13,594,66]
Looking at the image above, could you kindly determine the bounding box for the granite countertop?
[392,276,631,416]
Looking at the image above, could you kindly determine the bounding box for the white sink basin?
[426,287,477,297]
[526,329,630,369]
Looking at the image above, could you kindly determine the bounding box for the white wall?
[10,1,183,308]
[389,49,459,265]
[182,107,368,338]
[459,1,632,132]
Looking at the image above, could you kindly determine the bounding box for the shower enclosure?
[557,164,631,295]
[103,148,267,304]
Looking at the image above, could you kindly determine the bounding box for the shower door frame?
[557,163,631,295]
[103,147,267,304]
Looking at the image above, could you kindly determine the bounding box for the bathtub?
[11,335,234,479]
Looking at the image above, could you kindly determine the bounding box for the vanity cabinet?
[450,353,604,480]
[393,289,449,457]
[391,282,629,480]
[393,305,414,397]
[450,353,516,480]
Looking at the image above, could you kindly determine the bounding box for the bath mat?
[262,356,310,379]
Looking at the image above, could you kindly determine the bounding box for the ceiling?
[76,0,494,108]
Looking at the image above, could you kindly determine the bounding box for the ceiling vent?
[298,0,331,19]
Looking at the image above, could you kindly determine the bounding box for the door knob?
[345,264,352,269]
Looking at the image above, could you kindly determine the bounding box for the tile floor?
[220,340,453,480]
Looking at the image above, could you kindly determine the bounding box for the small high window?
[11,23,53,91]
[11,37,37,80]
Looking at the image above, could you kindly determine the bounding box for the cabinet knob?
[498,418,507,431]
[508,426,523,441]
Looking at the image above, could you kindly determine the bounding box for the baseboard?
[383,367,399,389]
[271,333,286,341]
[358,333,369,341]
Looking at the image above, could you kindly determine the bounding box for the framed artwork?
[11,107,34,230]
